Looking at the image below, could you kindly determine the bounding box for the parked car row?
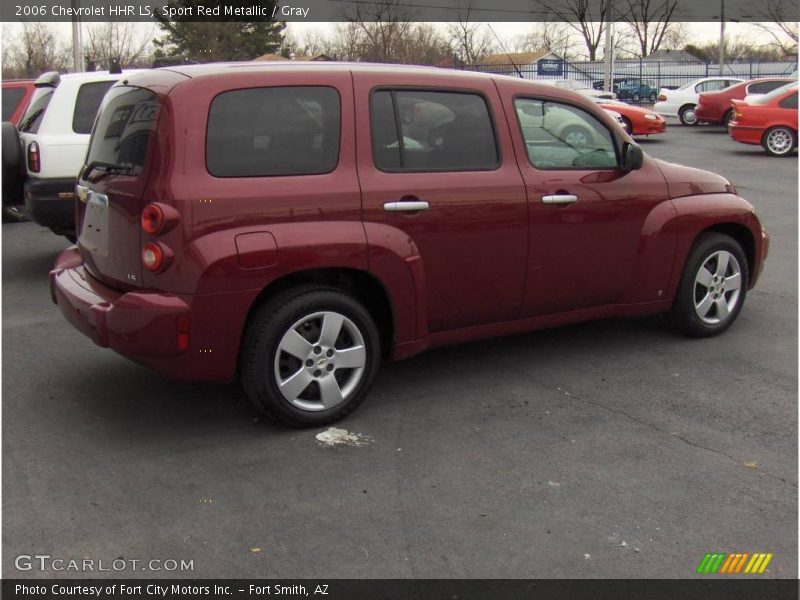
[3,69,140,238]
[653,75,798,156]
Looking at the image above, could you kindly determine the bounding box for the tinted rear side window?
[73,80,115,134]
[779,93,798,109]
[207,86,340,177]
[85,86,160,177]
[370,89,498,172]
[2,87,26,120]
[748,80,788,95]
[19,88,53,133]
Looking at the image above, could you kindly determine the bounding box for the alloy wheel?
[766,128,793,155]
[273,311,367,412]
[693,250,742,325]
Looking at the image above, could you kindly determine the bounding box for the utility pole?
[718,0,725,73]
[604,0,614,92]
[71,0,84,72]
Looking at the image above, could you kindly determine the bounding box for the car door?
[497,80,672,317]
[353,71,528,333]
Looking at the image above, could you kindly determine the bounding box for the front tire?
[240,285,381,427]
[670,233,748,338]
[762,126,796,157]
[678,105,698,126]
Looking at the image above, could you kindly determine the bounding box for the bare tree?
[281,28,335,58]
[345,0,415,62]
[532,0,608,60]
[5,23,70,78]
[752,0,799,56]
[329,22,367,60]
[446,5,495,65]
[513,21,575,56]
[84,22,155,69]
[620,0,685,57]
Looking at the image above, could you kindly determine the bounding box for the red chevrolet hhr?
[51,63,769,426]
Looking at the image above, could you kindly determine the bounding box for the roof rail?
[34,71,60,88]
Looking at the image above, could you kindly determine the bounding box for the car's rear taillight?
[27,142,40,173]
[657,94,667,101]
[141,204,164,235]
[141,202,179,236]
[142,242,170,272]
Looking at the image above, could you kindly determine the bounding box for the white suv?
[654,77,743,126]
[11,69,142,239]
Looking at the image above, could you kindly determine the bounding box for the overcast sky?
[0,20,777,50]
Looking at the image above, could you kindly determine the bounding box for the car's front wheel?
[678,105,698,126]
[240,286,381,427]
[670,233,748,337]
[762,126,796,157]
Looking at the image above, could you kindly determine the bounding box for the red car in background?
[695,77,794,126]
[598,100,666,136]
[2,79,35,125]
[729,82,798,156]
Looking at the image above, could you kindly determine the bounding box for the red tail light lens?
[142,242,165,272]
[176,315,190,351]
[141,204,165,235]
[657,94,667,102]
[27,142,40,173]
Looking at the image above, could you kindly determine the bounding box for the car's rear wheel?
[678,105,698,126]
[670,233,748,338]
[2,121,26,208]
[723,109,735,128]
[240,285,381,427]
[648,91,657,103]
[632,92,641,102]
[761,126,796,157]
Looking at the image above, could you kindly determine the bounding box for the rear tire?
[632,92,641,102]
[2,122,26,207]
[240,285,381,427]
[622,117,633,135]
[723,109,734,128]
[649,91,657,103]
[678,105,698,126]
[761,126,796,157]
[670,233,748,338]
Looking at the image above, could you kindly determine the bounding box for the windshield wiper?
[19,108,44,132]
[83,160,131,178]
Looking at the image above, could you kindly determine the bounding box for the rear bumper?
[50,246,250,383]
[694,105,721,124]
[728,123,763,145]
[24,177,76,235]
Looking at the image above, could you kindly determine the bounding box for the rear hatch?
[76,85,161,289]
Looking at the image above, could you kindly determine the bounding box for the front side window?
[2,87,26,120]
[207,86,340,178]
[85,86,160,177]
[779,92,797,109]
[370,89,498,172]
[73,81,116,134]
[514,98,617,170]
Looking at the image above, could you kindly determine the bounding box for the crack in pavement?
[513,367,798,489]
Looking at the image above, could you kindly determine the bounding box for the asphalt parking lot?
[2,121,797,579]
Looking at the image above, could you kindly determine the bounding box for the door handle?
[383,200,430,212]
[541,194,578,205]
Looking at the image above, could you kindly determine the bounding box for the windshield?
[750,81,798,105]
[84,86,160,177]
[19,88,53,133]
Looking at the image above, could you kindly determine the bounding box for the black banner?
[2,0,798,23]
[3,579,800,600]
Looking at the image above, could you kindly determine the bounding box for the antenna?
[487,24,523,79]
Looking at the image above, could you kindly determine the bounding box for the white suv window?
[73,81,115,134]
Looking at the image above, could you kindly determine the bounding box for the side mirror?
[621,141,643,171]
